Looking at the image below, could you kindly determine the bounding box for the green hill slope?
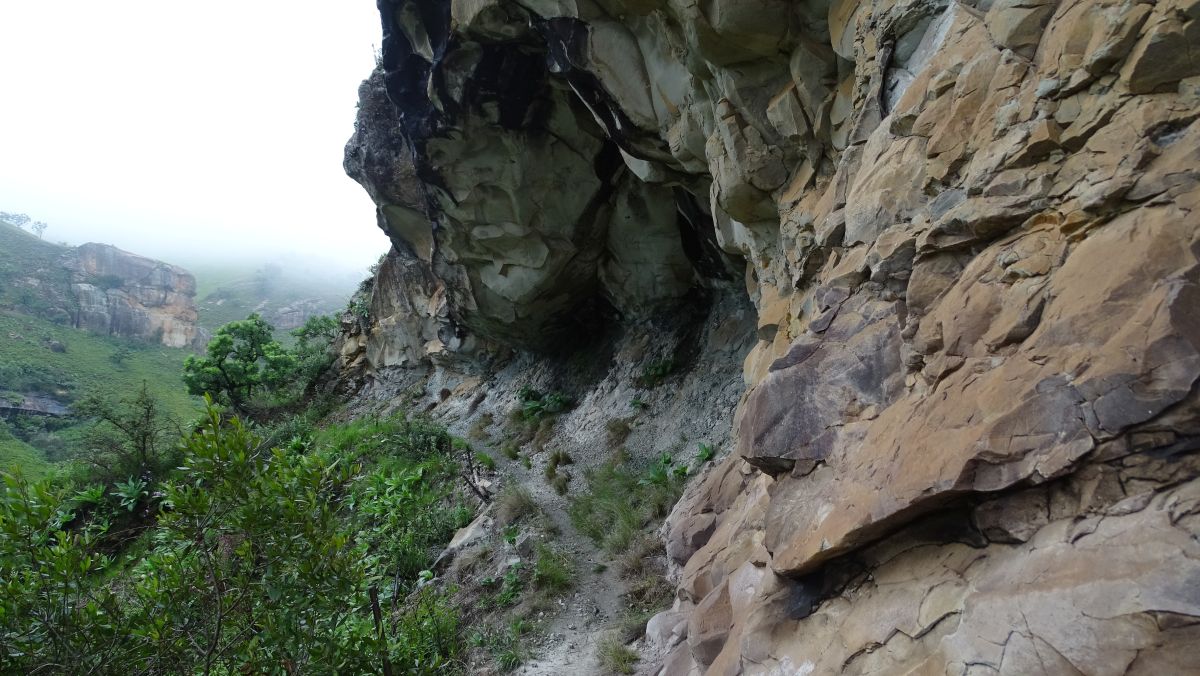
[0,220,74,318]
[0,309,199,477]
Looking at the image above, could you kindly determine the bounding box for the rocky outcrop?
[65,243,205,348]
[345,0,1200,672]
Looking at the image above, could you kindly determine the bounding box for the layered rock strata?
[66,243,205,348]
[345,0,1200,671]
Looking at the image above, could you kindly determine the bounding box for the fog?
[0,1,392,275]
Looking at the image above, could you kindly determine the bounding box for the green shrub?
[388,588,462,674]
[0,400,469,674]
[475,451,497,471]
[635,359,676,389]
[72,381,181,487]
[491,563,524,608]
[475,616,529,673]
[517,387,573,420]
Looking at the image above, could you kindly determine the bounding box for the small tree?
[0,211,30,228]
[290,314,340,385]
[31,221,47,239]
[74,382,180,485]
[182,314,294,411]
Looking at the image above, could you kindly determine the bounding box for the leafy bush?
[72,381,181,486]
[0,401,470,673]
[182,313,294,411]
[183,314,339,418]
[516,387,573,420]
[635,358,676,389]
[288,313,339,385]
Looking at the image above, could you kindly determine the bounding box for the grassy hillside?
[0,310,199,475]
[0,220,73,315]
[0,428,51,478]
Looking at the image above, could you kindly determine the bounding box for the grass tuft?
[568,458,684,555]
[551,472,570,496]
[597,634,639,675]
[495,484,539,526]
[532,543,574,594]
[606,418,632,446]
[468,413,494,440]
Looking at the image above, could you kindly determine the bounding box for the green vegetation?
[482,563,525,609]
[569,453,686,555]
[0,311,196,475]
[495,484,539,526]
[0,402,474,674]
[504,388,569,454]
[182,313,294,411]
[551,473,570,495]
[543,449,574,495]
[348,295,371,321]
[531,543,573,594]
[598,634,639,674]
[182,313,338,417]
[470,617,530,673]
[517,386,572,420]
[0,425,50,479]
[0,220,71,316]
[635,358,676,389]
[72,383,181,486]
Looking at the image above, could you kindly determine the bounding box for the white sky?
[0,1,391,272]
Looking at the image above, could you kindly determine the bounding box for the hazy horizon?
[0,2,392,274]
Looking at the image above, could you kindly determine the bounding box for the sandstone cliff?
[0,221,206,349]
[65,243,205,349]
[343,0,1200,672]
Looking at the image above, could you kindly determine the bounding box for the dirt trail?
[474,438,629,675]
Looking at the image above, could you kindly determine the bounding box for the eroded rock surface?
[66,243,204,348]
[345,0,1200,671]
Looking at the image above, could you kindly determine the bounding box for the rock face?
[345,0,1200,672]
[65,243,204,348]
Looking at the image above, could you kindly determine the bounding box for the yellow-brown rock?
[347,0,1200,670]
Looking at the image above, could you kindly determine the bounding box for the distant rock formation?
[0,394,69,418]
[64,243,205,349]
